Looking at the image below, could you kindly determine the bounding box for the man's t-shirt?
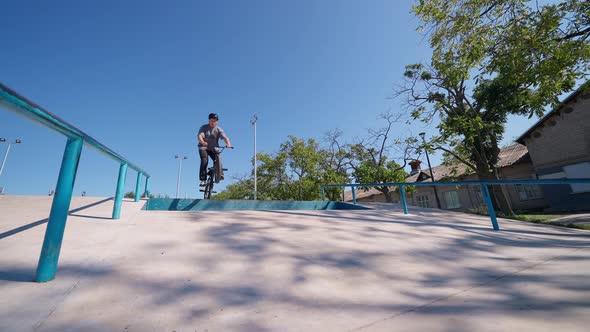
[198,124,227,150]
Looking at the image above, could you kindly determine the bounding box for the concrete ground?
[1,195,589,332]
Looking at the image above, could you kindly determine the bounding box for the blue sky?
[0,0,554,197]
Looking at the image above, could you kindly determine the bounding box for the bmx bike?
[200,146,233,199]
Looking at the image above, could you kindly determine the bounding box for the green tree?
[124,191,155,199]
[346,113,412,203]
[213,177,254,200]
[399,0,590,214]
[214,137,324,201]
[216,123,418,202]
[279,136,325,200]
[256,150,291,200]
[215,135,351,201]
[322,129,351,201]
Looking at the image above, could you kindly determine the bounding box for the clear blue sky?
[0,0,549,197]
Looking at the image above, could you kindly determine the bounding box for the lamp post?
[175,155,188,198]
[0,138,22,177]
[250,114,258,200]
[418,133,442,209]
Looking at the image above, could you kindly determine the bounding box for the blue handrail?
[0,82,151,282]
[0,83,149,176]
[321,178,590,232]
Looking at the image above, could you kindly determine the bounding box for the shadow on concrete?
[177,209,590,328]
[1,207,589,331]
[0,263,114,283]
[0,198,113,240]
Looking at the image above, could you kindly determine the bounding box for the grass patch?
[545,222,590,231]
[469,208,590,231]
[511,214,562,222]
[506,214,590,231]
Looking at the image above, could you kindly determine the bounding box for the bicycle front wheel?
[204,178,214,199]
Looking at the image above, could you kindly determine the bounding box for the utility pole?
[0,138,22,177]
[250,114,258,200]
[175,155,188,198]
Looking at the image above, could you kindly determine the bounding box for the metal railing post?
[112,163,128,219]
[481,183,500,231]
[135,172,142,202]
[399,185,408,214]
[36,137,83,282]
[144,176,150,198]
[351,185,357,205]
[321,186,325,201]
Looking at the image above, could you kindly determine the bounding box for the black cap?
[209,113,219,120]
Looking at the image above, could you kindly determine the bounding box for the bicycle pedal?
[211,191,217,194]
[199,190,205,192]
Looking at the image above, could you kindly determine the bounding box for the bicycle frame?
[201,146,232,199]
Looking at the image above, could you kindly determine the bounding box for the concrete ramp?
[1,196,590,331]
[144,198,370,211]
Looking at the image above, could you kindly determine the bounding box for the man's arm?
[197,131,207,146]
[218,127,231,148]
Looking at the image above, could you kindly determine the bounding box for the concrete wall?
[521,90,590,212]
[356,189,399,203]
[407,184,482,212]
[522,92,590,170]
[404,162,545,213]
[408,187,437,208]
[498,163,549,212]
[537,166,590,212]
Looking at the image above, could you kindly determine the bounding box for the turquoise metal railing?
[322,178,590,231]
[0,83,150,282]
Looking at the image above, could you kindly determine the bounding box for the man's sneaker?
[199,180,206,187]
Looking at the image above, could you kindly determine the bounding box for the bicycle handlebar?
[206,146,234,153]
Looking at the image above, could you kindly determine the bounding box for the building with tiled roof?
[344,81,590,213]
[345,143,548,213]
[515,81,590,212]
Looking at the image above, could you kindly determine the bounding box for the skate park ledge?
[143,198,371,211]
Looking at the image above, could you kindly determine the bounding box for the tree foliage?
[215,136,338,201]
[213,177,254,200]
[415,0,589,114]
[399,0,590,214]
[215,113,414,202]
[345,113,412,202]
[124,191,155,199]
[322,129,352,201]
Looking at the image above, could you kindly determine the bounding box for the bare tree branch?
[432,146,477,172]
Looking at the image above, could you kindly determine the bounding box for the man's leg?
[199,149,209,183]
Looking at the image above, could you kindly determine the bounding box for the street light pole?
[0,138,22,177]
[250,114,258,200]
[175,155,188,198]
[419,133,442,209]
